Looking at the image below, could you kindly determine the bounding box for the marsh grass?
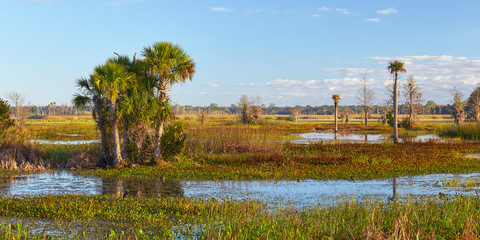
[1,195,480,239]
[26,121,97,140]
[184,125,286,156]
[0,122,100,171]
[438,122,480,140]
[0,127,51,172]
[86,142,480,181]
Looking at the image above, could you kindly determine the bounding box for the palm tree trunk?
[122,123,129,160]
[94,97,112,166]
[110,101,124,167]
[152,84,169,163]
[152,120,164,163]
[393,73,399,143]
[334,104,338,133]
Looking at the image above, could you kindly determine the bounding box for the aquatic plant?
[1,195,480,239]
[443,177,480,188]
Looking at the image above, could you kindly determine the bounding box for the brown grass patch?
[0,146,50,172]
[65,152,98,170]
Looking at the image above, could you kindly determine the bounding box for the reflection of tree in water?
[101,178,184,198]
[0,175,30,194]
[392,177,398,199]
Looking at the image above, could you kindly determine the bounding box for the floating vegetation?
[443,177,480,188]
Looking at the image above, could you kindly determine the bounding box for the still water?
[2,171,480,207]
[293,132,442,144]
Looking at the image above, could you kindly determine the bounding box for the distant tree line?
[168,102,456,116]
[15,101,457,118]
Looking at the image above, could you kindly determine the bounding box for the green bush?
[161,121,186,161]
[386,111,394,127]
[0,98,13,132]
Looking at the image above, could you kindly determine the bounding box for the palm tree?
[387,60,406,143]
[332,94,341,133]
[142,42,196,163]
[109,54,154,161]
[73,75,114,166]
[93,62,136,167]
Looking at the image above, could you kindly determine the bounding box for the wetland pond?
[2,171,480,207]
[292,132,442,144]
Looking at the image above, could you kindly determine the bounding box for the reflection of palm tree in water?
[101,178,184,198]
[392,177,397,199]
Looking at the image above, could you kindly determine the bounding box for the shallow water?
[2,171,480,207]
[30,139,100,145]
[293,132,442,144]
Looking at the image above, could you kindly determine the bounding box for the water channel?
[2,171,480,208]
[292,132,442,144]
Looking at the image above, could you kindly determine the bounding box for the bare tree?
[465,85,480,121]
[403,75,423,125]
[251,96,262,124]
[290,108,300,124]
[355,75,375,126]
[238,95,251,124]
[238,95,262,125]
[452,87,465,129]
[6,92,25,127]
[339,107,353,124]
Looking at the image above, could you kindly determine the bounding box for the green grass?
[1,194,480,239]
[438,122,480,140]
[83,142,480,180]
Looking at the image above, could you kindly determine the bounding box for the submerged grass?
[1,194,480,239]
[443,177,480,188]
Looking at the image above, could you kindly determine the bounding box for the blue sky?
[1,0,480,107]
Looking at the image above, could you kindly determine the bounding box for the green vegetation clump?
[160,121,186,161]
[0,98,14,134]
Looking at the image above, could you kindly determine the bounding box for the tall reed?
[438,122,480,140]
[184,125,286,157]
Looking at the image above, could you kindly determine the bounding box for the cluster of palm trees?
[74,42,195,167]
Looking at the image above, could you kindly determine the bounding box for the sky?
[1,0,480,107]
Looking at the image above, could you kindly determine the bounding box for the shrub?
[161,121,186,161]
[0,98,14,134]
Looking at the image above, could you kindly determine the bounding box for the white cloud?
[210,7,232,12]
[364,55,480,103]
[205,82,219,87]
[336,8,350,15]
[318,7,332,11]
[377,7,397,15]
[367,18,380,22]
[315,67,379,77]
[198,55,480,106]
